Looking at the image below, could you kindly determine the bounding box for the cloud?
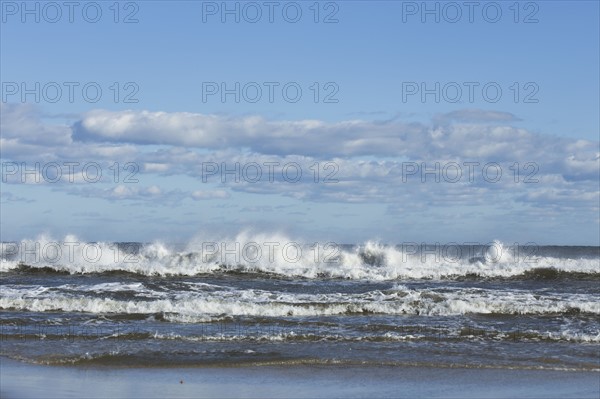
[2,104,598,218]
[4,105,598,176]
[0,191,35,204]
[64,185,229,204]
[0,103,72,146]
[68,109,597,180]
[191,190,230,200]
[434,109,522,124]
[71,109,429,157]
[240,205,274,212]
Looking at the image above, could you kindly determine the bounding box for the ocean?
[1,236,599,371]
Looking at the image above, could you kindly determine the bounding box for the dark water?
[1,239,599,370]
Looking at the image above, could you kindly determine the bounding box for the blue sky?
[1,0,599,245]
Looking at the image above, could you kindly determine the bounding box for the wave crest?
[2,233,599,280]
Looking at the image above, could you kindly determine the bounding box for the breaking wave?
[1,233,599,280]
[1,283,598,320]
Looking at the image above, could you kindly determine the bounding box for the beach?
[2,357,599,399]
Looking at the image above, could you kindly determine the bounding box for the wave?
[2,328,598,344]
[2,233,599,280]
[2,283,598,319]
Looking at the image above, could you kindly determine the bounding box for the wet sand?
[1,357,599,398]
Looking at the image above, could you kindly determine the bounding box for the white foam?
[150,330,600,344]
[2,234,599,280]
[2,284,598,319]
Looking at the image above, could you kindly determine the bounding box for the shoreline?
[2,357,599,399]
[1,355,599,372]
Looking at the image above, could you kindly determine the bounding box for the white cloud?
[68,109,597,180]
[144,163,170,173]
[0,191,35,203]
[191,190,230,200]
[434,109,521,124]
[2,104,598,218]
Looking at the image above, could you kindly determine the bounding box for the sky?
[1,0,599,245]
